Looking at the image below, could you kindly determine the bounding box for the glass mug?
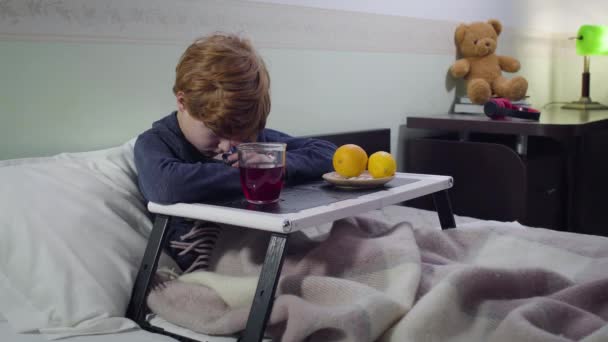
[237,143,287,204]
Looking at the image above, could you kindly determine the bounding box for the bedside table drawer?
[405,138,526,222]
[523,154,565,229]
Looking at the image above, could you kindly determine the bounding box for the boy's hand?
[224,153,239,168]
[233,153,276,168]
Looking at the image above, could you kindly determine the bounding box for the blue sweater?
[134,112,336,205]
[134,112,336,271]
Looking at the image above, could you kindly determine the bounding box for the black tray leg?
[433,190,456,229]
[239,233,289,342]
[126,214,172,324]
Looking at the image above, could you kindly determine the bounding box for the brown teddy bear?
[450,19,528,104]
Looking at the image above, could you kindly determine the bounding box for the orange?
[332,144,368,178]
[367,151,396,178]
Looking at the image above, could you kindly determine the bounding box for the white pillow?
[0,141,177,340]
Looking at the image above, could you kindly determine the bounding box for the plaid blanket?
[147,206,608,341]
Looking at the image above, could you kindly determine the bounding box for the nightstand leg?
[565,137,582,232]
[126,214,171,324]
[239,233,289,342]
[433,190,456,229]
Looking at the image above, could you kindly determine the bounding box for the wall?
[1,0,605,163]
[248,0,607,33]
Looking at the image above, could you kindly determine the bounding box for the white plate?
[322,171,395,189]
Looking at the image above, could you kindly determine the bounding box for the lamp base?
[562,97,608,110]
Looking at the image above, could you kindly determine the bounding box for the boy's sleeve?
[261,129,337,184]
[134,133,241,204]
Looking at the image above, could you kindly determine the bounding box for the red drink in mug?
[237,143,286,204]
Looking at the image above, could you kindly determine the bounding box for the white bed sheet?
[0,314,241,342]
[0,319,174,342]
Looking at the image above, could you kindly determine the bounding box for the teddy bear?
[450,19,528,105]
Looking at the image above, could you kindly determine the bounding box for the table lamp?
[563,25,608,110]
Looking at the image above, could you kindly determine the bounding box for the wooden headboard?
[305,129,391,155]
[0,126,391,161]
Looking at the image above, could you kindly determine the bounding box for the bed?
[0,316,176,342]
[1,128,607,342]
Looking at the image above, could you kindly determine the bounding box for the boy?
[134,33,336,273]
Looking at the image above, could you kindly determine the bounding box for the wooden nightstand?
[404,104,608,236]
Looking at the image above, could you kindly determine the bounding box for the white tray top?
[148,173,453,233]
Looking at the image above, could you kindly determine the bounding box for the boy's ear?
[176,91,187,112]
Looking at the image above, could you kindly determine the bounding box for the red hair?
[173,33,271,140]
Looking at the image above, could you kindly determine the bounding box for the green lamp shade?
[576,25,608,55]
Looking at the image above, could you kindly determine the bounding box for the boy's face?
[176,93,243,156]
[177,109,240,157]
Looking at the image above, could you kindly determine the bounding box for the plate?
[322,171,395,189]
